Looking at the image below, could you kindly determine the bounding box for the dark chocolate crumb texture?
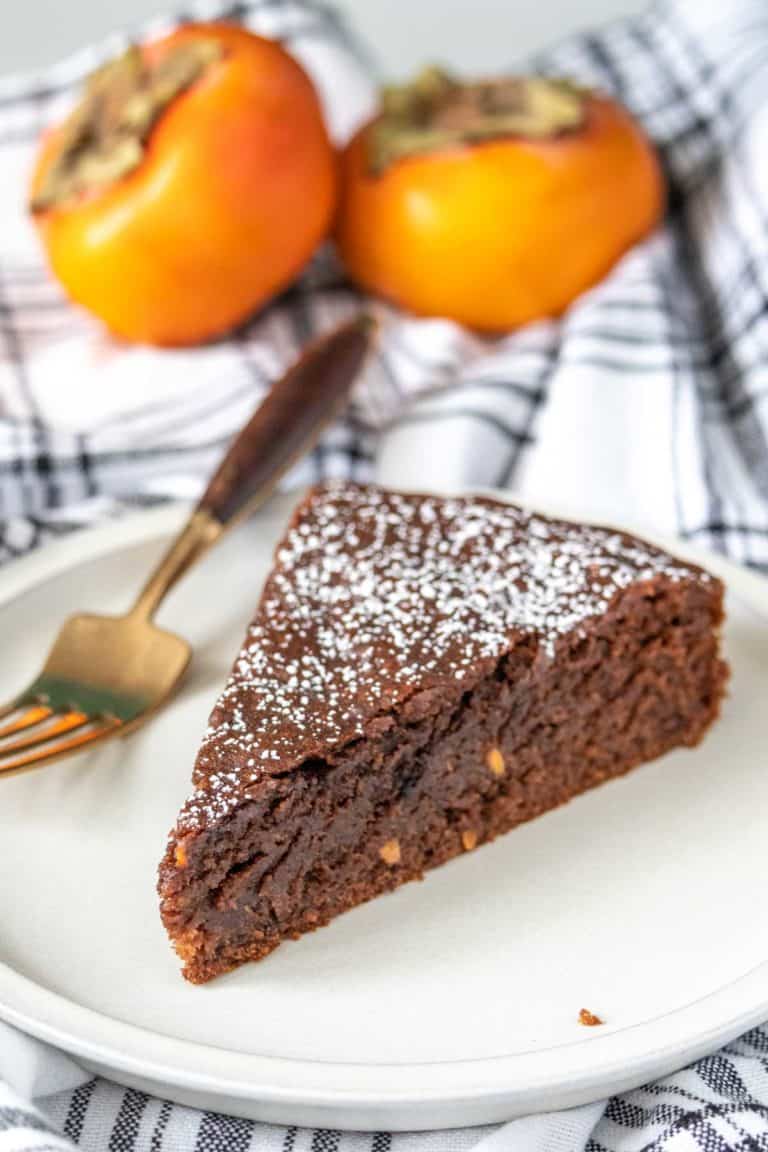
[159,483,728,982]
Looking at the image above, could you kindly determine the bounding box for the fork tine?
[0,717,122,776]
[0,710,88,755]
[0,703,52,740]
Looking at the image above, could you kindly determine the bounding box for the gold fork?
[0,316,372,777]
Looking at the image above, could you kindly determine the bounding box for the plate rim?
[1,490,767,1127]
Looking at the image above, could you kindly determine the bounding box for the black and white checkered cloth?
[1,0,768,1148]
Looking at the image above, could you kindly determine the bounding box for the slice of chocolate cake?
[159,483,728,983]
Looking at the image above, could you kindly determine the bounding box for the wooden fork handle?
[199,315,372,526]
[130,315,373,620]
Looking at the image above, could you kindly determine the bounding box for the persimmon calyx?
[369,67,586,174]
[30,37,222,212]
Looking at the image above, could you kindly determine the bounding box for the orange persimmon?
[30,24,336,346]
[336,70,664,331]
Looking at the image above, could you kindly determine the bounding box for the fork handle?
[130,315,373,620]
[200,315,372,524]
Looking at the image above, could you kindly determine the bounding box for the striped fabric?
[1,0,768,1148]
[6,1024,768,1151]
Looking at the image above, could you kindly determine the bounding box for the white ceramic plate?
[0,491,767,1131]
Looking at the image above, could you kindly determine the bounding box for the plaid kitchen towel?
[1,0,768,1149]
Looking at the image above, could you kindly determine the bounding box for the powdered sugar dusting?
[178,484,707,830]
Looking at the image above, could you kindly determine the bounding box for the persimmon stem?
[30,38,222,213]
[369,69,585,175]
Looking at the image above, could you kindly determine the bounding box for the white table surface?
[2,0,642,78]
